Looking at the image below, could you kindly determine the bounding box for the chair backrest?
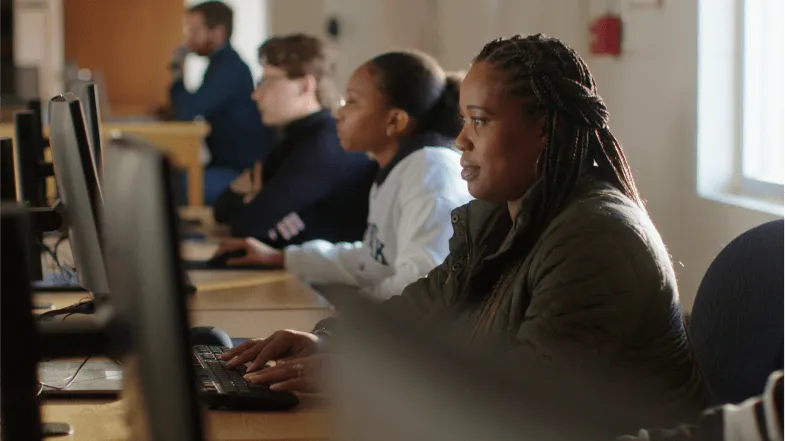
[689,219,784,405]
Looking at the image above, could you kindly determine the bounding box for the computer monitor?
[70,81,103,176]
[48,94,109,299]
[104,133,199,293]
[0,204,45,441]
[14,109,84,291]
[1,137,16,200]
[27,99,46,140]
[3,197,201,440]
[13,110,48,207]
[103,138,206,441]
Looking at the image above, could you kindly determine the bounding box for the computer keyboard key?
[192,346,298,410]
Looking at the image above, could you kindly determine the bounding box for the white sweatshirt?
[283,146,471,300]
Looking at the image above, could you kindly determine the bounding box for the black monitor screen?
[103,139,205,441]
[48,94,109,297]
[70,82,102,176]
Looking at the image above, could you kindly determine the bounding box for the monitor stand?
[31,272,86,292]
[42,422,74,437]
[0,419,76,437]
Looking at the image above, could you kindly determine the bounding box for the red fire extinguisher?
[590,9,623,56]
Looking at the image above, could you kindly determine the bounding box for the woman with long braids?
[215,35,708,435]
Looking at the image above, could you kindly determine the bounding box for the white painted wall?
[581,0,778,307]
[267,0,436,93]
[283,0,779,307]
[320,0,383,91]
[12,0,64,102]
[434,0,589,72]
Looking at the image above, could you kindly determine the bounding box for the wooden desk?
[0,121,209,206]
[180,206,232,239]
[102,121,209,206]
[36,278,331,338]
[35,279,332,439]
[36,239,333,337]
[40,397,328,441]
[38,220,333,335]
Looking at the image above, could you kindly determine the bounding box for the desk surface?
[40,240,329,309]
[37,216,333,334]
[0,121,209,142]
[181,242,318,295]
[36,261,332,440]
[35,275,330,310]
[0,120,209,135]
[41,397,329,441]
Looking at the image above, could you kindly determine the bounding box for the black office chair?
[689,219,784,405]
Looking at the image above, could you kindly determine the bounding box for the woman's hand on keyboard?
[220,329,320,372]
[213,237,284,268]
[243,354,325,393]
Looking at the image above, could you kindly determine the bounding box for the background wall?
[582,0,777,307]
[12,0,64,103]
[297,0,779,307]
[10,0,780,306]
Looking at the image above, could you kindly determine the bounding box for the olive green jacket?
[342,173,708,433]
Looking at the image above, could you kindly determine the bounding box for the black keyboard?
[192,345,299,411]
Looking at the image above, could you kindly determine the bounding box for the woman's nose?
[454,128,471,151]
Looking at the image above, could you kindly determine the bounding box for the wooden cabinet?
[63,0,184,112]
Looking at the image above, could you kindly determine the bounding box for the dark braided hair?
[475,34,644,225]
[460,35,645,308]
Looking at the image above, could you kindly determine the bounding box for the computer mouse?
[207,249,247,268]
[190,326,233,347]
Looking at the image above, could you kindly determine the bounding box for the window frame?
[739,0,784,194]
[696,0,784,215]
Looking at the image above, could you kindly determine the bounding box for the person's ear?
[537,113,549,149]
[212,24,228,45]
[299,75,317,98]
[385,109,410,137]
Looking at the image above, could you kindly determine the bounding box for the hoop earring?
[535,150,545,179]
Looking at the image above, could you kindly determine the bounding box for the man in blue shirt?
[169,1,274,205]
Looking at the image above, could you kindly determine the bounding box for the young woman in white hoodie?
[212,51,472,300]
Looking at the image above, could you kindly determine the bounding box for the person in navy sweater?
[169,1,275,205]
[213,34,376,248]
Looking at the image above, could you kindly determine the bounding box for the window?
[697,0,784,214]
[741,0,784,187]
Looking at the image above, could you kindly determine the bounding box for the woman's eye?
[458,115,486,129]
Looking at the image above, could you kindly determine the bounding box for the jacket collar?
[453,172,608,263]
[454,177,543,241]
[209,43,231,60]
[281,109,334,141]
[375,132,453,185]
[489,178,544,259]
